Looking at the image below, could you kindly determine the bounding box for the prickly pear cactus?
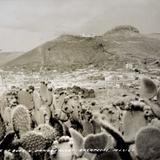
[3,107,12,125]
[53,92,66,118]
[81,109,94,136]
[94,151,121,160]
[33,90,42,110]
[12,105,31,138]
[100,105,122,130]
[61,96,74,114]
[32,105,51,125]
[84,133,108,154]
[122,110,148,142]
[58,110,69,122]
[14,147,32,160]
[18,89,34,110]
[4,150,14,160]
[61,95,82,122]
[20,131,50,155]
[135,126,160,160]
[129,144,139,160]
[150,102,160,119]
[143,104,154,120]
[49,94,56,118]
[150,118,160,130]
[141,77,157,99]
[0,131,15,150]
[0,114,6,141]
[69,128,84,157]
[34,124,56,143]
[46,88,53,106]
[40,81,48,103]
[54,138,73,160]
[81,120,94,136]
[49,117,64,138]
[157,87,160,105]
[0,94,8,120]
[90,118,101,134]
[19,147,33,160]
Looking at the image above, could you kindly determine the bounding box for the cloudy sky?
[0,0,159,52]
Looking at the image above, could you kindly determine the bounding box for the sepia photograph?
[0,0,160,159]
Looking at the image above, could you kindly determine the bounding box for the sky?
[0,0,159,52]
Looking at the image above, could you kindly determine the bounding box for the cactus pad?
[157,87,160,105]
[94,151,121,160]
[122,111,147,142]
[135,126,160,160]
[69,128,84,157]
[46,88,53,106]
[84,133,108,154]
[14,147,32,160]
[150,118,160,130]
[0,114,6,141]
[34,124,57,143]
[18,90,34,110]
[33,90,42,110]
[150,102,160,119]
[20,131,50,154]
[40,81,48,103]
[32,105,51,125]
[141,78,157,99]
[55,140,73,160]
[12,105,31,138]
[4,151,14,160]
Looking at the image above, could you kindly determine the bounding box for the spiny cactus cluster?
[0,77,160,160]
[34,123,57,143]
[19,131,50,154]
[0,81,97,159]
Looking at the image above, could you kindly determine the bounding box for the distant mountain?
[0,52,23,66]
[3,25,160,71]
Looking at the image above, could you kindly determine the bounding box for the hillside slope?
[3,26,160,71]
[0,52,23,66]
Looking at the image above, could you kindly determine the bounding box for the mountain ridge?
[3,25,160,71]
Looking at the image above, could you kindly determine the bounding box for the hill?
[3,25,160,71]
[147,33,160,40]
[0,52,23,66]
